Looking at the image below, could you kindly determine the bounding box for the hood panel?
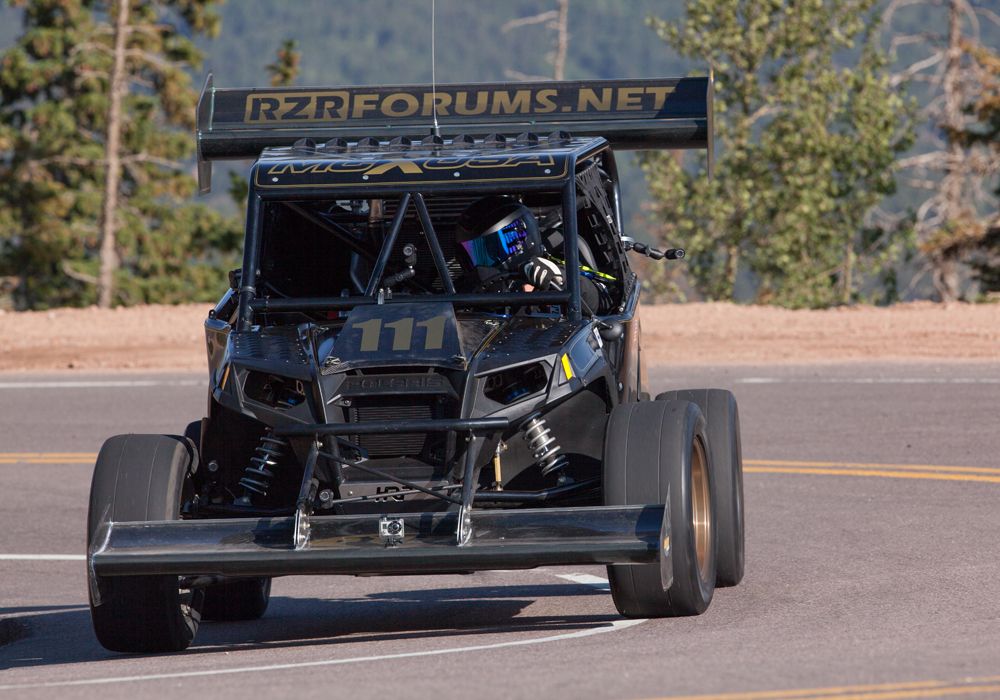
[476,316,578,373]
[316,302,465,374]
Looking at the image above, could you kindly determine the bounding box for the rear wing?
[196,75,713,192]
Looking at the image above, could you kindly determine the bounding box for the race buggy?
[86,75,745,652]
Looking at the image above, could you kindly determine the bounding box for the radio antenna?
[430,0,440,136]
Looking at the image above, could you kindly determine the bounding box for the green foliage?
[643,0,914,307]
[0,0,104,307]
[114,202,241,303]
[0,0,240,309]
[266,38,300,87]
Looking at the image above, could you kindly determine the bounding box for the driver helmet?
[455,196,542,273]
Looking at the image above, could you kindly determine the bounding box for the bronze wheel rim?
[690,436,712,581]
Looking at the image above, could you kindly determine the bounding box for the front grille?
[350,398,434,458]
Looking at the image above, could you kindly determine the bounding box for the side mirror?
[599,321,624,341]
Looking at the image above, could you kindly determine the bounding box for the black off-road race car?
[86,75,744,652]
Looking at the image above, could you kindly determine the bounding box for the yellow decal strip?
[561,354,574,381]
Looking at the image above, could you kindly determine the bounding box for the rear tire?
[657,389,744,586]
[88,434,204,652]
[202,577,272,621]
[604,400,716,617]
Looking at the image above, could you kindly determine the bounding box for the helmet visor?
[460,217,530,268]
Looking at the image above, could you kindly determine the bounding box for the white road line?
[0,570,638,689]
[0,618,645,690]
[0,554,85,561]
[554,572,611,591]
[0,379,205,389]
[736,377,1000,385]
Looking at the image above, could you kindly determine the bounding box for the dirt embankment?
[639,301,1000,365]
[0,301,998,372]
[0,304,209,372]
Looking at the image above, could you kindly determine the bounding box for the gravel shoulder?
[0,301,997,372]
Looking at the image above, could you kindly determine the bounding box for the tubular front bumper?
[89,505,665,578]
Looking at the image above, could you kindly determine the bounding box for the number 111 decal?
[354,315,447,353]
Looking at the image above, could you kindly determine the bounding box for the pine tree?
[643,0,914,307]
[0,0,107,308]
[957,41,1000,297]
[884,0,1000,301]
[0,0,242,309]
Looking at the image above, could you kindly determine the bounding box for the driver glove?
[524,257,565,290]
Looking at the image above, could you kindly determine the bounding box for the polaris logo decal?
[341,375,449,393]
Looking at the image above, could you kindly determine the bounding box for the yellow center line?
[654,676,1000,700]
[745,466,1000,484]
[0,452,98,465]
[839,684,1000,700]
[1,454,998,485]
[0,459,96,464]
[746,459,1000,475]
[0,452,97,458]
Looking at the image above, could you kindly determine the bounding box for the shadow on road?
[0,581,618,671]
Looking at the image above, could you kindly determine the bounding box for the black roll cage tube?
[413,193,457,295]
[363,192,411,296]
[251,291,570,313]
[235,179,583,330]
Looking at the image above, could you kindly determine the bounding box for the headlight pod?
[559,328,602,385]
[243,371,308,409]
[483,363,548,405]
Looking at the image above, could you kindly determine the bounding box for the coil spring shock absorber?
[522,415,568,477]
[237,431,289,503]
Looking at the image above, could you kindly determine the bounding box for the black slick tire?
[87,434,204,652]
[604,400,717,617]
[656,389,744,586]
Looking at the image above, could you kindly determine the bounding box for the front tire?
[656,389,744,586]
[604,400,717,617]
[88,434,204,652]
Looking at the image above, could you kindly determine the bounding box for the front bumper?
[89,505,665,578]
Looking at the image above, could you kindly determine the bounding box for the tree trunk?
[841,239,854,305]
[97,0,129,308]
[932,0,966,302]
[933,255,961,303]
[724,244,739,297]
[553,0,568,80]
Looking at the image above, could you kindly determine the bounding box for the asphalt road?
[2,362,1000,699]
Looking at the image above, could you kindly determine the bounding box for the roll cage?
[232,136,629,332]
